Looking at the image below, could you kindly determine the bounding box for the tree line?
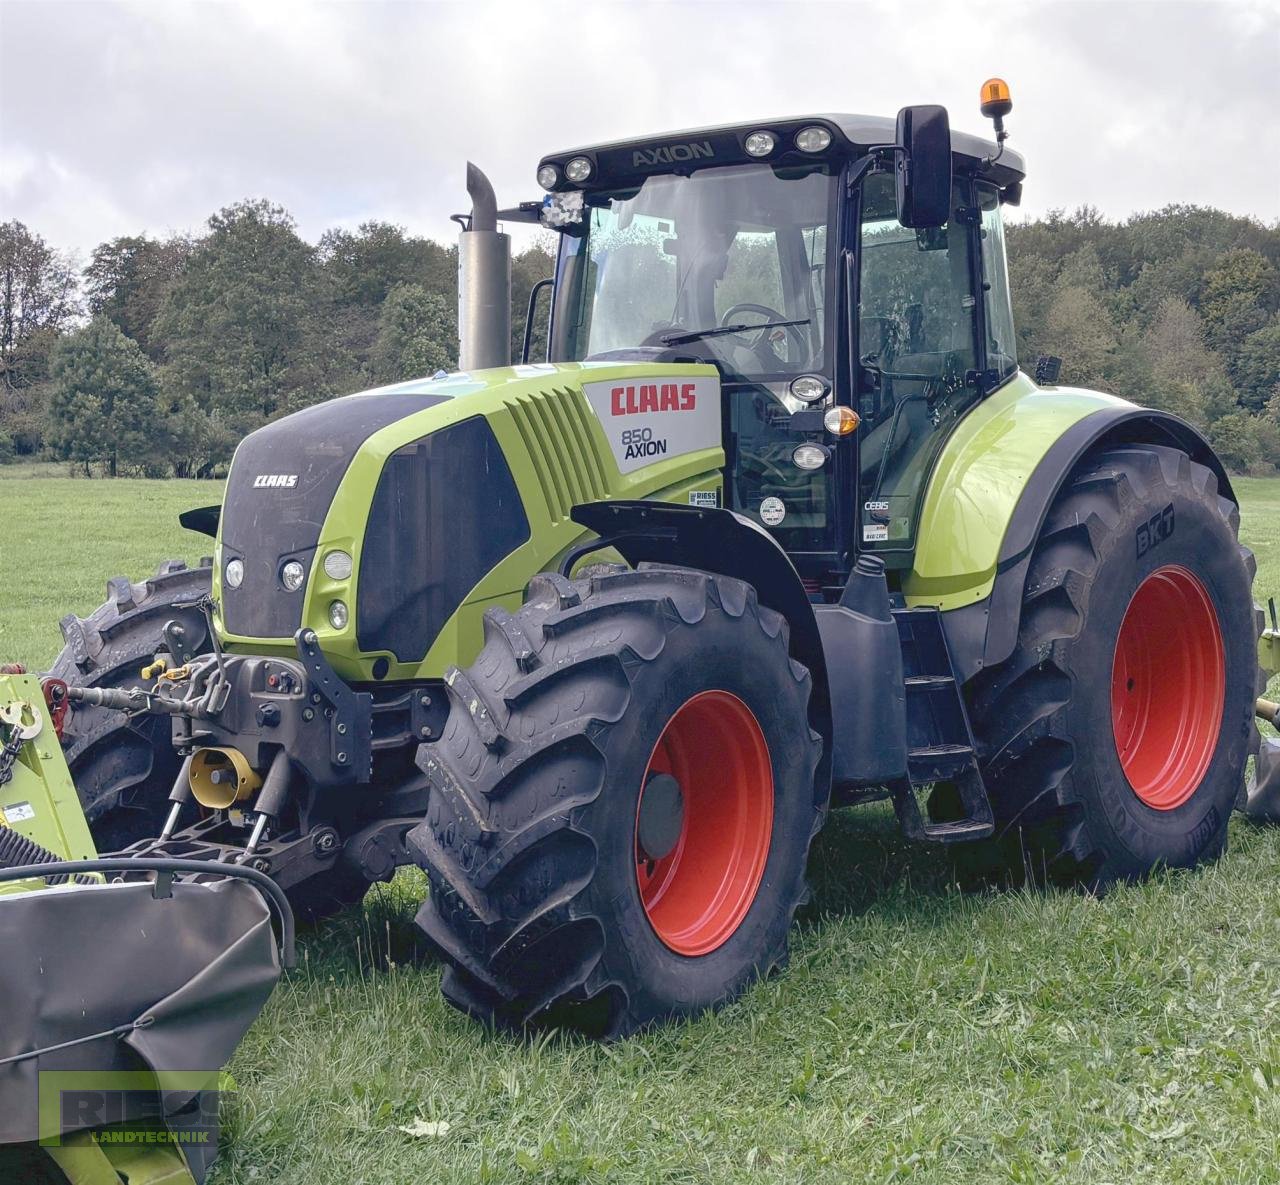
[1007,205,1279,472]
[0,199,1276,476]
[0,203,552,476]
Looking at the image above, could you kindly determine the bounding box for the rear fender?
[909,374,1234,681]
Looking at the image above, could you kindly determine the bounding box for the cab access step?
[890,606,995,842]
[815,557,995,843]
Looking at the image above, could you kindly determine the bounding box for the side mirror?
[894,105,952,229]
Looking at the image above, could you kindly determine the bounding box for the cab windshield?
[550,163,838,381]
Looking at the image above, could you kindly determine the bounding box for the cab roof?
[540,112,1026,192]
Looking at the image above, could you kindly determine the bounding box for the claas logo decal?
[610,382,698,461]
[583,375,720,475]
[610,382,697,415]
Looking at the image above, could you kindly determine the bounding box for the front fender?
[570,500,833,793]
[906,371,1234,680]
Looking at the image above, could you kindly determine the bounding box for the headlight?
[823,406,861,436]
[792,444,829,471]
[789,375,828,403]
[224,558,244,589]
[536,164,559,189]
[328,600,349,630]
[795,126,832,153]
[281,560,306,592]
[323,550,353,580]
[744,130,776,157]
[564,157,593,183]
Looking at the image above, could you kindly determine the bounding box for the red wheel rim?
[1111,565,1225,810]
[635,690,773,956]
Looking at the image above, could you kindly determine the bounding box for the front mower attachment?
[0,671,96,880]
[1245,604,1280,822]
[0,664,294,1185]
[0,858,292,1184]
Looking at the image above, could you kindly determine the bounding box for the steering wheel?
[719,303,808,368]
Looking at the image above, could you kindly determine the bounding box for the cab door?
[853,171,981,562]
[723,221,838,578]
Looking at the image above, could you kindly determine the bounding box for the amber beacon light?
[979,78,1013,120]
[979,78,1013,167]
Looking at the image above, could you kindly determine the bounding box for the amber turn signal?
[823,406,860,436]
[980,78,1013,120]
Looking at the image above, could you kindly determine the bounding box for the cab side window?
[978,184,1017,377]
[858,172,976,409]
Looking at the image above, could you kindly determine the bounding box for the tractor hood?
[213,362,724,681]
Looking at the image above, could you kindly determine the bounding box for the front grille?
[220,390,448,638]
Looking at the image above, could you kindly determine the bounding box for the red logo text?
[610,383,696,416]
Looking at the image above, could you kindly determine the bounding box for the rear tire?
[46,561,213,850]
[967,444,1257,887]
[409,565,823,1037]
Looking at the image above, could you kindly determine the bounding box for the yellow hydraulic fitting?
[140,658,168,680]
[189,747,262,809]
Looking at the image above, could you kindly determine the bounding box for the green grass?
[2,466,1279,1184]
[0,464,221,665]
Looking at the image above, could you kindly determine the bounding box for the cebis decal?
[582,376,721,475]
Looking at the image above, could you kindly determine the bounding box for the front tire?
[409,566,823,1037]
[968,444,1257,887]
[46,561,212,850]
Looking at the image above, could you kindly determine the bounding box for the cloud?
[1,0,1277,257]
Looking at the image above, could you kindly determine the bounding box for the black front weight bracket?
[294,629,373,783]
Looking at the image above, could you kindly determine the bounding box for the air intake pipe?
[457,162,512,371]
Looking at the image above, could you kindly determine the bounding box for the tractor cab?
[529,108,1025,587]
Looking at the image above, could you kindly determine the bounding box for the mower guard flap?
[0,874,279,1177]
[1245,737,1280,822]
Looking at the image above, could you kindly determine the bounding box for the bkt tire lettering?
[1136,503,1175,558]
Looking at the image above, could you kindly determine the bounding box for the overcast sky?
[2,0,1277,260]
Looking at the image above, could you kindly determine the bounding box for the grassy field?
[2,465,1279,1184]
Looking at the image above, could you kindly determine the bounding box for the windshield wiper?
[660,318,810,346]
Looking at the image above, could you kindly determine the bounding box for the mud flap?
[1244,737,1280,823]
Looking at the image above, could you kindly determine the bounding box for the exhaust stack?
[457,162,512,371]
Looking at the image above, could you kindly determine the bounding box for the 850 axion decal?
[583,376,721,475]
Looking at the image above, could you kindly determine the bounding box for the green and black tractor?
[22,83,1279,1041]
